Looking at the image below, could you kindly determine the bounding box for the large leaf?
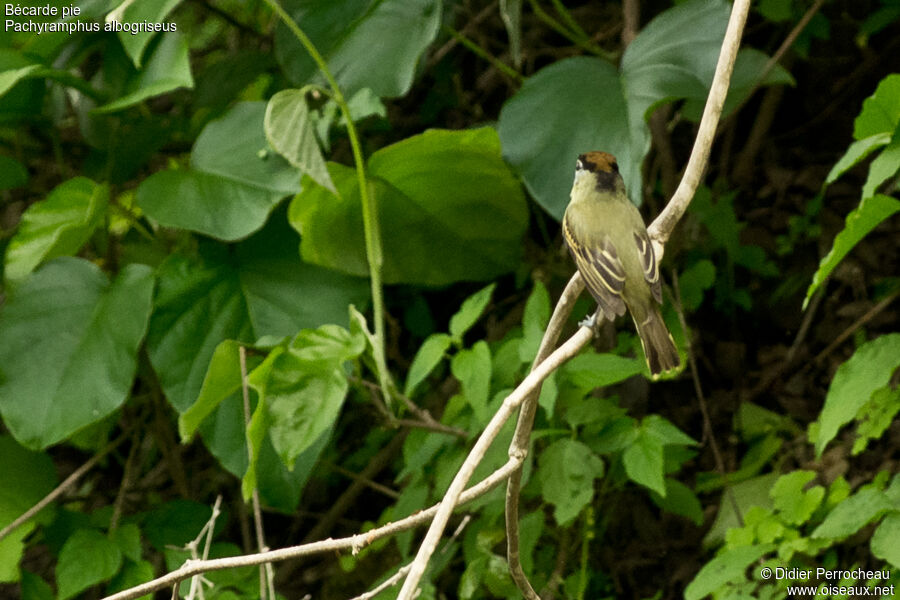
[146,222,368,413]
[289,127,528,285]
[810,333,900,456]
[499,0,788,218]
[0,258,154,449]
[803,194,900,308]
[275,0,440,98]
[138,102,303,240]
[4,177,109,284]
[111,0,184,68]
[94,32,193,113]
[499,57,638,219]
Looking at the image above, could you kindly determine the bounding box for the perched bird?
[562,151,680,375]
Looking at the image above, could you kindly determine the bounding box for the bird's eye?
[575,159,584,171]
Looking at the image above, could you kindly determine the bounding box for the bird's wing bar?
[633,230,662,304]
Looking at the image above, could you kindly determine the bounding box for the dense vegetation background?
[0,0,899,598]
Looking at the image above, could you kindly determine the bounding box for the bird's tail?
[632,306,680,376]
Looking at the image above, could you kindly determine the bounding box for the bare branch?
[647,0,752,256]
[102,458,521,600]
[0,432,129,542]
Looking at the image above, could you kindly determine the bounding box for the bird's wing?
[563,210,627,319]
[633,230,662,304]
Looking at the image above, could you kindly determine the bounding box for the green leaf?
[451,341,492,424]
[0,259,154,449]
[253,349,349,470]
[519,281,550,363]
[500,0,784,218]
[0,63,40,98]
[178,340,246,440]
[0,436,57,583]
[138,102,302,241]
[804,195,900,309]
[684,544,773,600]
[704,474,778,546]
[290,128,527,285]
[107,559,154,600]
[871,511,900,569]
[0,155,28,190]
[500,56,637,219]
[449,283,497,343]
[678,259,716,312]
[20,571,54,600]
[810,333,900,456]
[643,415,698,447]
[651,478,704,525]
[562,352,645,391]
[264,88,334,192]
[56,529,123,600]
[538,439,604,525]
[771,470,824,525]
[405,333,452,397]
[95,32,193,113]
[825,133,891,186]
[853,73,900,140]
[4,177,109,284]
[862,126,900,199]
[623,429,666,496]
[852,386,900,455]
[111,0,183,68]
[109,523,142,562]
[812,486,894,539]
[275,0,441,98]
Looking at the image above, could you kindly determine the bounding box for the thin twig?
[102,459,521,600]
[813,290,899,365]
[301,432,407,544]
[397,326,594,599]
[442,24,523,82]
[0,432,129,542]
[350,563,413,600]
[239,346,274,600]
[110,430,142,532]
[621,0,639,46]
[325,461,400,499]
[647,0,752,256]
[671,271,743,528]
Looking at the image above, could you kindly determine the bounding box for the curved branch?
[646,0,752,257]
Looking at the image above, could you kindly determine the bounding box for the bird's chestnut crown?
[576,151,619,174]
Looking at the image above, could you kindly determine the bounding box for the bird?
[562,151,680,376]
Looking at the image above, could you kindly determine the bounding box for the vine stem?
[261,0,393,404]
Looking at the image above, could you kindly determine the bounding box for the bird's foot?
[579,312,598,330]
